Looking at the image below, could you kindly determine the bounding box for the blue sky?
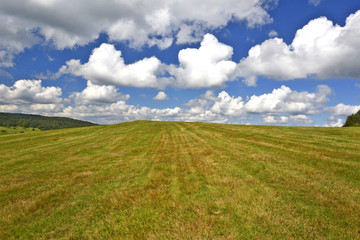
[1,0,360,126]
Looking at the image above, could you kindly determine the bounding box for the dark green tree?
[343,110,360,127]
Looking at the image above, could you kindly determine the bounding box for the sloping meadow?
[0,121,359,239]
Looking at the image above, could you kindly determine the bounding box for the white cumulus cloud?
[210,91,245,116]
[325,103,360,116]
[181,85,328,124]
[58,43,168,88]
[244,85,331,114]
[263,115,288,124]
[59,34,238,89]
[0,80,64,115]
[238,10,360,86]
[262,114,314,125]
[70,81,130,105]
[324,118,343,127]
[169,34,237,88]
[0,80,62,104]
[153,91,169,101]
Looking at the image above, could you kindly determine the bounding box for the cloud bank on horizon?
[0,0,359,127]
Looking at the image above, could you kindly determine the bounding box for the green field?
[0,121,359,239]
[0,126,40,135]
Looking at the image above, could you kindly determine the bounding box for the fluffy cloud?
[169,34,237,88]
[263,115,288,124]
[0,0,272,66]
[70,81,130,105]
[324,119,343,127]
[58,43,168,88]
[59,34,238,89]
[153,91,169,101]
[29,103,64,113]
[244,85,331,114]
[0,80,64,115]
[183,90,218,112]
[181,85,328,124]
[262,114,314,125]
[238,10,360,86]
[324,116,343,127]
[210,91,245,116]
[0,80,62,104]
[325,103,360,116]
[176,90,236,123]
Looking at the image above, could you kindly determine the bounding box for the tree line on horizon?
[0,112,97,130]
[1,110,359,129]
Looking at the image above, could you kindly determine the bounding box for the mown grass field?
[0,121,359,239]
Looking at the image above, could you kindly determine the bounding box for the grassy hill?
[0,121,359,239]
[0,112,97,130]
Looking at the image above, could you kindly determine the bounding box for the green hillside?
[0,121,359,239]
[0,112,97,130]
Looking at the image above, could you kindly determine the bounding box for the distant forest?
[0,112,97,130]
[343,110,360,127]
